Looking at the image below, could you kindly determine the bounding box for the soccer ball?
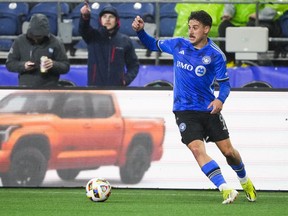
[85,178,112,202]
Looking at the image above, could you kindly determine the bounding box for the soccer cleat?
[222,189,239,204]
[241,178,257,202]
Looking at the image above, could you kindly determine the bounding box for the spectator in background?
[5,14,70,87]
[218,3,281,66]
[79,3,139,87]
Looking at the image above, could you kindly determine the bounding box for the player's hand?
[24,61,35,71]
[80,1,91,19]
[132,16,144,32]
[208,99,223,114]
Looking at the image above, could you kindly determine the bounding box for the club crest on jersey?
[202,56,211,64]
[179,122,186,132]
[195,65,206,77]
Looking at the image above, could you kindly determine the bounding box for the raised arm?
[132,16,159,51]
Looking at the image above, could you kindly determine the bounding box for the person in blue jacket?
[79,4,139,86]
[132,10,257,204]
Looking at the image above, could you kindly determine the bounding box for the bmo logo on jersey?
[176,61,194,71]
[195,66,206,77]
[176,60,207,77]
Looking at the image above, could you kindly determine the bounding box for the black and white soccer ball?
[85,178,112,202]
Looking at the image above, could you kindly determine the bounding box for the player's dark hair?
[188,10,212,27]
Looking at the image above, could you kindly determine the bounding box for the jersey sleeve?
[217,80,230,103]
[215,53,229,82]
[214,53,231,103]
[137,29,178,55]
[157,39,178,55]
[137,29,159,51]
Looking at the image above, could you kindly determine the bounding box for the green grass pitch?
[0,188,287,216]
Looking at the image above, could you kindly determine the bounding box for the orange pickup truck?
[0,90,165,187]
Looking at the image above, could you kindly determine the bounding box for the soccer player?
[132,10,257,204]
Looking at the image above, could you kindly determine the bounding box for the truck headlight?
[0,125,21,148]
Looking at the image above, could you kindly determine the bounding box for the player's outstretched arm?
[132,16,159,51]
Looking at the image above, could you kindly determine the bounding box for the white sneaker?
[222,189,239,204]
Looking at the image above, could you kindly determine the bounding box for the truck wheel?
[120,145,150,184]
[1,148,47,187]
[56,169,80,181]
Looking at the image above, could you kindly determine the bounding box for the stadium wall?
[1,64,288,88]
[0,89,287,191]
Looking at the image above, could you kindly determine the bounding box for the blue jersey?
[137,30,230,112]
[157,38,229,111]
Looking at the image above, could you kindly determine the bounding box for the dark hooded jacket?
[79,5,139,86]
[5,13,70,87]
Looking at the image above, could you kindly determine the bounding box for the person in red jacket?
[79,3,139,86]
